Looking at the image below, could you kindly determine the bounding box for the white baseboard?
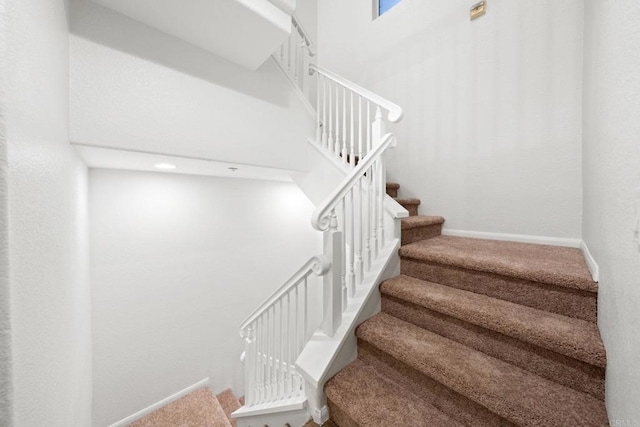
[441,228,582,248]
[108,378,210,427]
[580,240,600,282]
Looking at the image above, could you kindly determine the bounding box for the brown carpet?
[400,235,597,292]
[130,388,233,427]
[325,182,609,426]
[215,389,241,427]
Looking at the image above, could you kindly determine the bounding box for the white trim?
[441,228,582,248]
[232,396,306,418]
[580,240,600,282]
[107,378,210,427]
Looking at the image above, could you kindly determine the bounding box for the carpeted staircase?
[324,182,609,426]
[130,387,242,427]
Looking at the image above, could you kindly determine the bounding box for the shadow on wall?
[69,0,290,106]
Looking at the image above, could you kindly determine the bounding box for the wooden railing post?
[322,211,343,336]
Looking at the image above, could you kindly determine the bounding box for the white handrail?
[309,64,403,123]
[239,255,330,333]
[312,133,396,232]
[292,14,315,57]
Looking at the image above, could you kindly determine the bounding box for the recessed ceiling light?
[155,163,176,170]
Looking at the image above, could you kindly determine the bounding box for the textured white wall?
[0,1,13,425]
[4,0,92,426]
[90,169,322,427]
[317,0,584,238]
[69,0,315,173]
[583,1,640,423]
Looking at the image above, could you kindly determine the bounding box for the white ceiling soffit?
[269,0,297,14]
[74,144,296,182]
[90,0,291,70]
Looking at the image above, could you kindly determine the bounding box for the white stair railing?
[310,64,403,168]
[239,256,330,407]
[237,17,404,417]
[273,14,315,97]
[311,133,398,307]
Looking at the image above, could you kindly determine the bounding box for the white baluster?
[265,308,271,401]
[302,278,308,348]
[316,76,321,144]
[327,81,334,152]
[285,292,291,398]
[342,87,347,162]
[371,160,379,260]
[350,91,355,168]
[258,316,264,403]
[355,178,363,286]
[322,77,327,147]
[334,83,341,155]
[348,189,355,296]
[358,96,363,161]
[279,298,285,399]
[341,199,347,310]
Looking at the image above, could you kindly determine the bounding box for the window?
[376,0,402,18]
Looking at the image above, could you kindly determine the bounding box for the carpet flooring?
[130,388,240,427]
[324,182,609,426]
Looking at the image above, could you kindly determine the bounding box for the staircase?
[324,182,609,426]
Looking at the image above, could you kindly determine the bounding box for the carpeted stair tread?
[380,275,606,368]
[401,215,445,229]
[356,313,608,427]
[399,235,597,292]
[395,197,421,205]
[215,388,241,427]
[130,387,231,427]
[325,359,463,427]
[386,182,400,189]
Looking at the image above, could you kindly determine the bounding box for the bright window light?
[154,163,176,170]
[378,0,402,16]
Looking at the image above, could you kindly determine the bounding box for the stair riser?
[400,259,597,322]
[386,188,398,198]
[402,204,418,216]
[402,223,442,245]
[326,401,359,427]
[357,341,516,427]
[382,296,605,400]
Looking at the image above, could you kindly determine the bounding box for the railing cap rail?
[309,64,403,123]
[239,254,330,334]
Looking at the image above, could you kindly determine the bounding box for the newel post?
[372,106,386,146]
[372,107,386,251]
[242,325,256,406]
[322,211,343,336]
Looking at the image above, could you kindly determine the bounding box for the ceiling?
[74,144,297,182]
[90,0,294,70]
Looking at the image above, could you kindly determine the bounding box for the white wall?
[69,0,315,173]
[0,2,13,425]
[317,0,584,238]
[90,169,322,427]
[583,1,640,423]
[3,0,92,426]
